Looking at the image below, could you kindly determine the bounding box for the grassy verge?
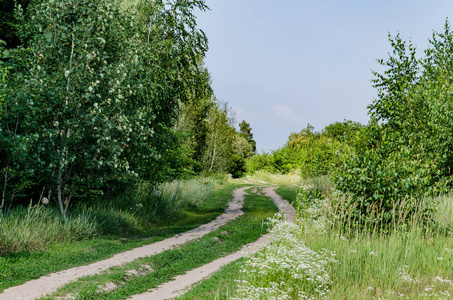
[183,180,453,299]
[41,187,278,300]
[301,193,453,299]
[0,182,241,292]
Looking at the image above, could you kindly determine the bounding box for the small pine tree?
[239,120,256,155]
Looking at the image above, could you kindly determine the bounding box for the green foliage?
[0,0,31,49]
[239,120,256,154]
[322,120,363,143]
[334,21,453,228]
[246,124,353,178]
[0,0,210,216]
[202,101,236,174]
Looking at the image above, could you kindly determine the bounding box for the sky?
[195,1,453,152]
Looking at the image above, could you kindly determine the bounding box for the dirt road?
[0,186,295,300]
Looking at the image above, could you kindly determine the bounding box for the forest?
[0,0,453,299]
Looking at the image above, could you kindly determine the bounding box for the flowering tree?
[0,0,209,218]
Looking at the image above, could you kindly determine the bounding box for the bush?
[246,135,352,178]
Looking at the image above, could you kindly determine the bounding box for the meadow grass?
[177,178,453,299]
[0,180,241,292]
[299,191,453,299]
[245,170,303,185]
[42,188,278,299]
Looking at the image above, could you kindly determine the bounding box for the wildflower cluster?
[233,218,338,299]
[297,192,335,235]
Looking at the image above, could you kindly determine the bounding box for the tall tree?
[0,0,31,48]
[0,0,210,217]
[202,102,235,174]
[238,120,256,155]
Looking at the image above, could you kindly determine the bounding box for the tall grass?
[245,170,304,185]
[0,178,217,254]
[234,178,453,299]
[298,185,453,298]
[0,204,97,255]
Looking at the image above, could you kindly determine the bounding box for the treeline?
[246,121,362,177]
[0,0,255,218]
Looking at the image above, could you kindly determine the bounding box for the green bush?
[333,23,453,228]
[246,134,352,178]
[333,148,443,228]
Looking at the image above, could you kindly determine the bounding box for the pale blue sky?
[196,1,453,152]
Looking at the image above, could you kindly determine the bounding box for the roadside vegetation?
[1,1,453,299]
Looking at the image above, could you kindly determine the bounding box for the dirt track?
[0,186,295,300]
[128,186,296,300]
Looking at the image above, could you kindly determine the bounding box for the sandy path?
[128,186,296,300]
[0,187,252,300]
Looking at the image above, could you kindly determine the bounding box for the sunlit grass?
[298,188,453,299]
[244,170,303,185]
[181,179,453,299]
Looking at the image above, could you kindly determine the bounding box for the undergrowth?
[0,178,217,254]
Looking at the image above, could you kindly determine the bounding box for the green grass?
[296,187,453,299]
[305,227,453,299]
[176,258,244,300]
[245,170,303,185]
[0,182,242,292]
[179,180,453,299]
[0,204,97,255]
[42,187,278,299]
[275,185,298,204]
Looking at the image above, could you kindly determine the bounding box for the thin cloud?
[232,105,266,124]
[270,103,303,125]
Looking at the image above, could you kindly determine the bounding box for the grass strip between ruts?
[176,186,298,300]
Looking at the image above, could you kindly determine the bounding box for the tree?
[334,21,453,227]
[322,120,363,144]
[0,0,31,49]
[202,101,235,174]
[0,0,210,218]
[239,120,256,155]
[175,65,214,173]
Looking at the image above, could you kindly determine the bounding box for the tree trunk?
[57,165,66,221]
